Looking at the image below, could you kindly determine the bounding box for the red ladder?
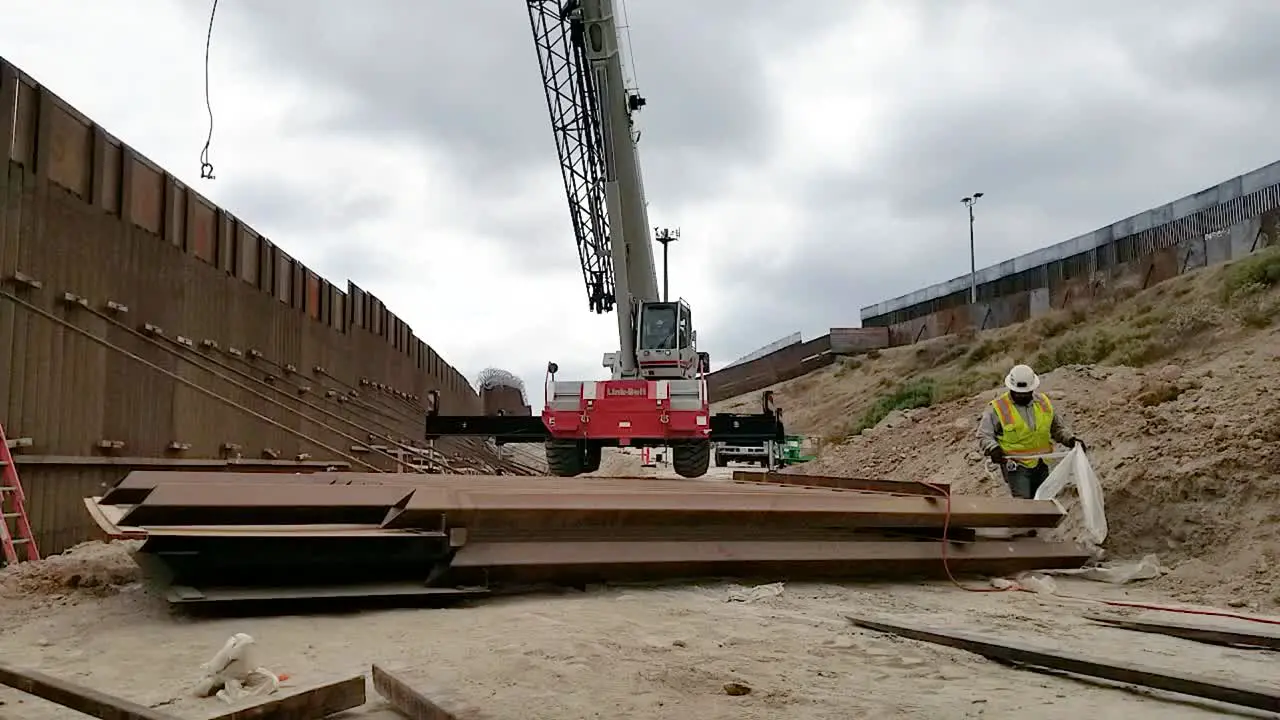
[0,423,38,564]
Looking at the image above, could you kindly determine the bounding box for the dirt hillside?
[716,247,1280,608]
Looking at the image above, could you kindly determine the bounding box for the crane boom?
[527,0,659,375]
[526,2,615,315]
[421,1,786,478]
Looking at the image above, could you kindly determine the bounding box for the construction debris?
[83,470,1090,607]
[847,614,1280,713]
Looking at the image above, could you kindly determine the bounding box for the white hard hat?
[1004,364,1040,392]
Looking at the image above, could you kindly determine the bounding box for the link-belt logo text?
[606,387,646,397]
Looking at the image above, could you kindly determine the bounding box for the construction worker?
[977,364,1085,500]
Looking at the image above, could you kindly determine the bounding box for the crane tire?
[582,443,602,473]
[672,440,711,478]
[545,440,584,477]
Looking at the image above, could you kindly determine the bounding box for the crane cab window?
[677,305,691,348]
[639,304,678,350]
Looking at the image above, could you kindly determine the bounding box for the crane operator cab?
[636,300,700,380]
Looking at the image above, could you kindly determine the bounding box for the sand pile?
[0,540,143,598]
[713,252,1280,607]
[753,327,1280,607]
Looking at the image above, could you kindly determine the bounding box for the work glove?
[986,446,1005,464]
[1070,438,1087,452]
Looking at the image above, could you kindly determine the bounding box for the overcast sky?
[3,0,1279,405]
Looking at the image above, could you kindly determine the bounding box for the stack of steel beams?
[84,471,1090,607]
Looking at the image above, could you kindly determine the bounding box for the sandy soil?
[735,326,1280,610]
[710,264,1280,609]
[3,539,1279,720]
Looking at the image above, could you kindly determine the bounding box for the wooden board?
[372,664,488,720]
[204,674,366,720]
[847,615,1280,713]
[1086,613,1280,650]
[0,661,177,720]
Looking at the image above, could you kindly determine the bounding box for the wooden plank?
[372,664,488,720]
[1086,613,1280,650]
[0,661,178,720]
[846,614,1280,713]
[204,674,366,720]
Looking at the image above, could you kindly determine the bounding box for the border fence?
[0,56,494,555]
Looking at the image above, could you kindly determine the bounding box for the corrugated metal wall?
[0,56,488,556]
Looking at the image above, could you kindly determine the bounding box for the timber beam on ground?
[0,661,178,720]
[847,614,1280,713]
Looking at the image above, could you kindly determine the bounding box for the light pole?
[654,227,680,302]
[961,192,984,305]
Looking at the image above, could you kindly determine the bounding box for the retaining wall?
[0,56,487,556]
[709,163,1280,405]
[875,209,1278,347]
[708,335,837,403]
[862,161,1280,331]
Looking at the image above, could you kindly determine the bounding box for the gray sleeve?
[976,406,1001,454]
[1049,405,1075,446]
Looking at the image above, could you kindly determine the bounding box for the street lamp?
[654,227,680,302]
[961,192,985,305]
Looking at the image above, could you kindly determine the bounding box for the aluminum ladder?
[0,423,38,565]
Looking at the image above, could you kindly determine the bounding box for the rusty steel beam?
[100,478,1065,531]
[117,483,416,526]
[101,470,360,504]
[458,525,977,544]
[103,471,851,502]
[445,538,1091,585]
[167,584,489,605]
[732,470,950,497]
[382,487,1065,531]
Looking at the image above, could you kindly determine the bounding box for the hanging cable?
[199,0,219,180]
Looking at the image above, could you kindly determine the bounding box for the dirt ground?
[3,538,1279,720]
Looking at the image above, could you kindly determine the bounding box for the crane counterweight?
[423,0,784,477]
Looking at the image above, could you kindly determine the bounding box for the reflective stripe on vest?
[990,391,1054,467]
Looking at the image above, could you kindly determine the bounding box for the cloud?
[4,0,1279,405]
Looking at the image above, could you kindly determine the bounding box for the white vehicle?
[714,440,783,468]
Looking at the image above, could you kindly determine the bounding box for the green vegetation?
[852,378,936,433]
[1221,246,1280,300]
[807,247,1280,444]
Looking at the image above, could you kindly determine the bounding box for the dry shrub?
[1226,282,1280,328]
[1136,380,1184,407]
[1220,247,1280,301]
[1032,328,1117,373]
[910,336,970,370]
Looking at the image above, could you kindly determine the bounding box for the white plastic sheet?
[192,633,282,703]
[1034,444,1108,545]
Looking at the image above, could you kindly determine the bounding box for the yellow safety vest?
[990,391,1054,467]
